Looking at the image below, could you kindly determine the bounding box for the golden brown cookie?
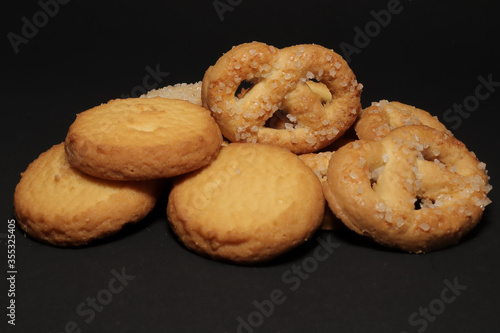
[298,151,333,182]
[141,82,202,106]
[65,97,223,180]
[323,125,492,253]
[167,143,325,264]
[13,143,163,246]
[202,41,362,154]
[355,100,449,141]
[298,151,343,230]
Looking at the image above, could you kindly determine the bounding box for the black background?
[2,1,500,332]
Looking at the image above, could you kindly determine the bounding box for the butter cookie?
[167,143,325,264]
[65,98,222,180]
[14,143,163,246]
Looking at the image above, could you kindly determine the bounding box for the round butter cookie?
[167,143,325,264]
[13,143,163,246]
[65,97,222,180]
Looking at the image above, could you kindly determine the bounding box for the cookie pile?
[13,41,492,262]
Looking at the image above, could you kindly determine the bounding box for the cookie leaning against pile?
[202,41,363,154]
[65,98,222,180]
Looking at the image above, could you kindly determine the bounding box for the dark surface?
[2,1,499,332]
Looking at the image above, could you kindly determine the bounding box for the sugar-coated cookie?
[202,41,362,154]
[323,125,492,253]
[167,143,325,264]
[65,97,222,180]
[141,82,202,106]
[14,143,163,246]
[355,100,449,141]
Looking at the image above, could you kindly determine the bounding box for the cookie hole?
[414,197,435,210]
[235,80,255,100]
[264,110,296,129]
[305,80,332,106]
[414,197,422,210]
[420,145,443,162]
[419,146,454,172]
[369,165,385,191]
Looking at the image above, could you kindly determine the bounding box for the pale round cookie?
[65,97,223,180]
[13,143,163,246]
[141,82,202,106]
[167,143,325,264]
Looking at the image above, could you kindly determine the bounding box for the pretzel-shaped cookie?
[202,42,362,154]
[355,100,449,141]
[324,125,492,253]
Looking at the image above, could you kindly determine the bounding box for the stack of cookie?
[13,98,222,247]
[14,41,492,264]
